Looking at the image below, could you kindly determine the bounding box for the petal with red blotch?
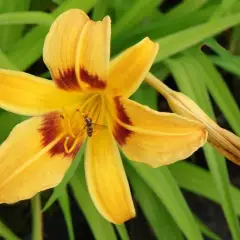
[109,97,207,167]
[85,128,135,224]
[0,112,83,203]
[76,16,110,90]
[43,9,89,91]
[0,69,82,116]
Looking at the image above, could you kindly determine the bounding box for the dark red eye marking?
[113,97,133,146]
[54,68,81,91]
[80,67,106,89]
[39,112,81,158]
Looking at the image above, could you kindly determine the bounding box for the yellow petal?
[108,38,158,97]
[85,128,135,224]
[0,69,81,115]
[145,73,240,165]
[43,9,89,91]
[0,113,83,203]
[76,16,111,90]
[109,97,207,167]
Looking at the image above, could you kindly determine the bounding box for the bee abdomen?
[87,127,93,137]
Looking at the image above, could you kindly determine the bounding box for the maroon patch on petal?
[113,97,133,146]
[80,67,106,89]
[54,68,81,91]
[39,112,81,158]
[50,136,81,158]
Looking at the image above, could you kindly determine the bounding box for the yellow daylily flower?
[145,73,240,165]
[0,9,207,224]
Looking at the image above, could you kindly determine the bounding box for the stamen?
[60,108,76,138]
[78,94,99,114]
[64,135,83,153]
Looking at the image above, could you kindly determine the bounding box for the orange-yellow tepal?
[0,9,207,224]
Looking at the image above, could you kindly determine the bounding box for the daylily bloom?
[0,9,207,224]
[145,73,240,165]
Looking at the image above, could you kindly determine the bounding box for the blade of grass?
[165,52,240,240]
[0,112,23,143]
[210,56,240,76]
[126,163,184,240]
[211,0,238,18]
[0,0,31,51]
[58,187,74,240]
[0,48,18,70]
[92,0,110,21]
[0,220,21,240]
[131,83,158,110]
[31,194,43,240]
[154,12,240,63]
[205,38,240,76]
[70,165,117,240]
[0,12,54,26]
[169,162,240,215]
[112,0,164,39]
[185,48,240,134]
[230,26,240,54]
[112,4,217,55]
[42,142,86,212]
[165,0,209,19]
[195,216,221,240]
[7,0,96,71]
[128,160,203,240]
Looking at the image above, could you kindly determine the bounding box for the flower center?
[60,94,105,153]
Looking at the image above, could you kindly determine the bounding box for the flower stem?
[145,73,172,98]
[31,194,43,240]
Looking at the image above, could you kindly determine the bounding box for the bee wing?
[91,123,107,135]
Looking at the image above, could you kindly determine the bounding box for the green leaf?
[53,0,66,4]
[0,113,26,145]
[112,0,164,39]
[112,4,217,55]
[165,52,240,240]
[42,141,86,212]
[195,216,221,240]
[230,26,240,53]
[92,0,110,21]
[70,166,117,240]
[126,163,184,240]
[128,161,203,240]
[0,48,18,70]
[154,12,240,63]
[7,0,96,71]
[211,0,238,18]
[165,0,208,19]
[210,56,240,77]
[0,11,54,26]
[131,83,158,110]
[0,220,21,240]
[58,188,75,240]
[0,0,31,51]
[185,48,240,135]
[169,162,240,215]
[205,38,240,76]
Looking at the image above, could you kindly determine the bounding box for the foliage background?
[0,0,240,239]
